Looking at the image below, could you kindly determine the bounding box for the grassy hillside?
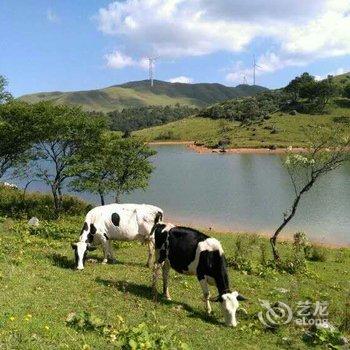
[333,72,350,86]
[135,100,350,148]
[1,217,349,349]
[19,80,267,112]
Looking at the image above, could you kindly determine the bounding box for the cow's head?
[212,291,247,326]
[71,242,96,270]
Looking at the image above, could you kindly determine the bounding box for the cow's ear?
[237,294,248,301]
[87,244,97,251]
[71,243,77,249]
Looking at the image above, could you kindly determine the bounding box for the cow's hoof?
[102,259,108,264]
[165,295,172,301]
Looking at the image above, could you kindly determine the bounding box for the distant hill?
[18,80,268,112]
[332,71,350,86]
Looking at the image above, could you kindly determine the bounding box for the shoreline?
[149,141,307,154]
[166,216,349,249]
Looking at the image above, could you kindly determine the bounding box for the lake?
[12,145,350,245]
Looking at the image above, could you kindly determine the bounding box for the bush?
[0,185,90,220]
[109,105,198,132]
[154,130,178,140]
[277,233,308,274]
[305,245,328,262]
[66,312,188,349]
[303,324,348,348]
[28,220,80,239]
[9,217,82,240]
[226,235,259,274]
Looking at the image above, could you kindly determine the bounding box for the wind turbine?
[148,56,159,87]
[253,55,262,86]
[242,75,248,85]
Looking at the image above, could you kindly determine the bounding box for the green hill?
[18,80,267,112]
[134,71,350,148]
[135,102,350,149]
[333,71,350,86]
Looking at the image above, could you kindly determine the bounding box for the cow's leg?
[101,239,109,264]
[162,260,171,300]
[152,262,163,301]
[146,239,154,268]
[107,240,116,264]
[199,279,212,315]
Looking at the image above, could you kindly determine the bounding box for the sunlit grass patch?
[0,219,349,349]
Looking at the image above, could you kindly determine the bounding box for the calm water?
[12,145,350,245]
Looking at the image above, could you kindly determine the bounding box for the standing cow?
[151,223,246,327]
[71,203,163,270]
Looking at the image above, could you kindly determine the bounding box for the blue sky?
[1,0,350,97]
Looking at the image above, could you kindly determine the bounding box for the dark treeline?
[108,104,199,132]
[199,73,347,124]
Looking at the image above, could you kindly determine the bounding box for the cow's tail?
[150,211,163,237]
[154,211,163,224]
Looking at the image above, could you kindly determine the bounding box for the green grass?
[135,103,350,148]
[0,217,349,349]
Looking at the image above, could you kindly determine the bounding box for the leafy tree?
[0,101,42,179]
[0,75,13,104]
[70,134,155,205]
[343,83,350,99]
[284,73,337,113]
[270,127,350,261]
[198,93,278,123]
[29,102,106,214]
[108,104,198,132]
[284,72,315,102]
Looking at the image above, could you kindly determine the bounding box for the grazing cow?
[71,203,163,270]
[151,223,246,327]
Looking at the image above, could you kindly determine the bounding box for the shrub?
[28,220,80,240]
[108,105,198,132]
[226,235,257,274]
[340,293,350,333]
[277,233,308,274]
[154,130,178,140]
[303,325,348,348]
[305,245,328,262]
[66,312,188,349]
[0,185,90,220]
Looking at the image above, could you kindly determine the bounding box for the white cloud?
[169,76,193,83]
[104,50,149,69]
[105,51,135,69]
[315,67,348,81]
[47,9,59,23]
[96,0,350,76]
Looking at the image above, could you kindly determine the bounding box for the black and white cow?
[151,223,246,327]
[71,203,163,270]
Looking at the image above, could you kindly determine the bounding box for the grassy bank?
[0,218,349,349]
[134,104,350,149]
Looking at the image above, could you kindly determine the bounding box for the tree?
[70,134,155,205]
[270,127,350,261]
[0,101,41,179]
[343,83,350,99]
[284,72,315,103]
[0,75,13,104]
[30,102,106,214]
[284,73,337,113]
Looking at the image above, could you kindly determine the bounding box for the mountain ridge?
[18,79,268,112]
